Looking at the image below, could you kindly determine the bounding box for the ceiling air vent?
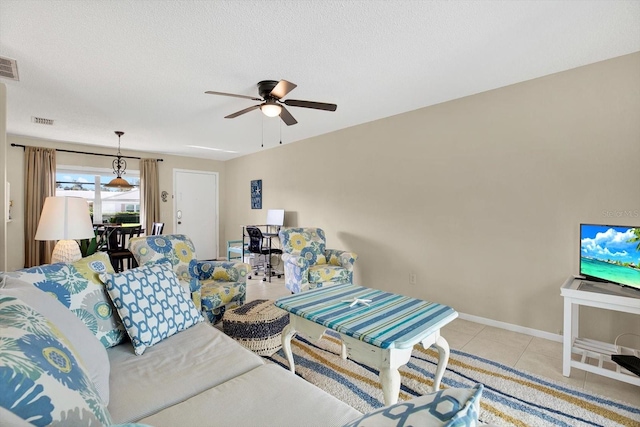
[32,116,54,125]
[0,56,19,81]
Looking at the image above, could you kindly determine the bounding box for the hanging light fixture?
[105,131,133,189]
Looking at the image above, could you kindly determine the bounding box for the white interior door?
[174,169,218,260]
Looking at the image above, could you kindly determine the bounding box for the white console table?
[560,276,640,386]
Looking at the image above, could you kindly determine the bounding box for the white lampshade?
[261,103,282,117]
[35,196,95,263]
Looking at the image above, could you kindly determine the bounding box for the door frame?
[172,168,220,259]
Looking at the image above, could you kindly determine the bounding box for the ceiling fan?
[205,80,337,126]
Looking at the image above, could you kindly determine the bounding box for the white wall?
[223,53,640,342]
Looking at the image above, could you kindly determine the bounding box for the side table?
[560,276,640,386]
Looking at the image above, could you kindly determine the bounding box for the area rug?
[266,332,640,427]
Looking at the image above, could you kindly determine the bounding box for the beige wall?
[224,53,640,341]
[5,135,226,270]
[0,83,7,271]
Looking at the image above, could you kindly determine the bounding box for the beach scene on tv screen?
[581,225,640,287]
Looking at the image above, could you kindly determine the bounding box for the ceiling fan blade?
[284,99,337,112]
[225,104,261,119]
[279,106,298,126]
[270,80,297,99]
[205,90,261,101]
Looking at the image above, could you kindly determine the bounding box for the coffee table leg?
[281,324,297,373]
[380,367,401,405]
[432,334,450,391]
[341,341,347,359]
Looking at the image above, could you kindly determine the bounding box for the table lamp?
[35,196,95,263]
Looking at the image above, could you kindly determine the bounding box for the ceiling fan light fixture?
[261,103,282,117]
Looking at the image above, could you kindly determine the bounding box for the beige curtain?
[24,147,56,267]
[140,159,160,233]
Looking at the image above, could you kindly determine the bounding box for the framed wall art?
[251,179,262,209]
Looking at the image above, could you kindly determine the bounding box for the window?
[56,166,140,224]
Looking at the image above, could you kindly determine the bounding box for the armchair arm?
[281,253,311,270]
[197,260,250,283]
[187,277,202,309]
[325,249,358,271]
[282,253,312,293]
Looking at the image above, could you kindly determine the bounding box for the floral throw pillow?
[0,295,112,426]
[100,258,203,355]
[6,252,126,348]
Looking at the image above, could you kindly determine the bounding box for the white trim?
[458,312,563,343]
[172,168,220,258]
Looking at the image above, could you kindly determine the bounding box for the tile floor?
[244,276,640,408]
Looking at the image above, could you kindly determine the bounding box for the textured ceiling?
[1,1,639,161]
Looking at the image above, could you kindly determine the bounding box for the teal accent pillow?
[0,295,112,426]
[6,252,126,348]
[342,384,483,427]
[100,258,203,356]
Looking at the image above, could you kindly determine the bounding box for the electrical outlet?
[409,273,417,285]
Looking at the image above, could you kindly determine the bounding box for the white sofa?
[1,253,483,427]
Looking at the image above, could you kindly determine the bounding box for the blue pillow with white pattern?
[343,384,483,427]
[100,258,203,356]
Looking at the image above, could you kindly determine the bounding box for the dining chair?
[107,225,142,272]
[151,222,164,235]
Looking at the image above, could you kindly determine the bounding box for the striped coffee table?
[274,283,458,405]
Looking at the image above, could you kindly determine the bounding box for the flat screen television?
[580,224,640,291]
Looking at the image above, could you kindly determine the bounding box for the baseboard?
[458,312,563,343]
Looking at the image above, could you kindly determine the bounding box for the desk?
[275,284,458,405]
[560,276,640,386]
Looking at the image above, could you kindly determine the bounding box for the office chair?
[245,226,282,282]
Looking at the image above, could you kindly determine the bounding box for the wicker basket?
[223,299,289,356]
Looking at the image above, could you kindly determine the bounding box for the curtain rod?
[10,143,164,162]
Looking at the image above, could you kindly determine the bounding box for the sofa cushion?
[6,252,126,348]
[100,258,203,356]
[0,275,111,405]
[0,295,112,426]
[107,322,265,423]
[138,364,362,427]
[342,384,484,427]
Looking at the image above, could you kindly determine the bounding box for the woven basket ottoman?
[222,299,290,356]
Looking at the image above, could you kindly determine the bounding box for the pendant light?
[105,131,133,189]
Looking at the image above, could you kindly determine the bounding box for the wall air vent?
[0,56,19,81]
[32,116,55,125]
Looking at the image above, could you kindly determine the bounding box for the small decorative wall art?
[251,179,262,209]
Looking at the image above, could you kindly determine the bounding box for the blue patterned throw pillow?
[343,384,483,427]
[100,258,203,355]
[0,295,112,426]
[6,252,126,348]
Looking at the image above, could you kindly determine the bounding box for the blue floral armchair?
[278,227,358,294]
[128,234,249,323]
